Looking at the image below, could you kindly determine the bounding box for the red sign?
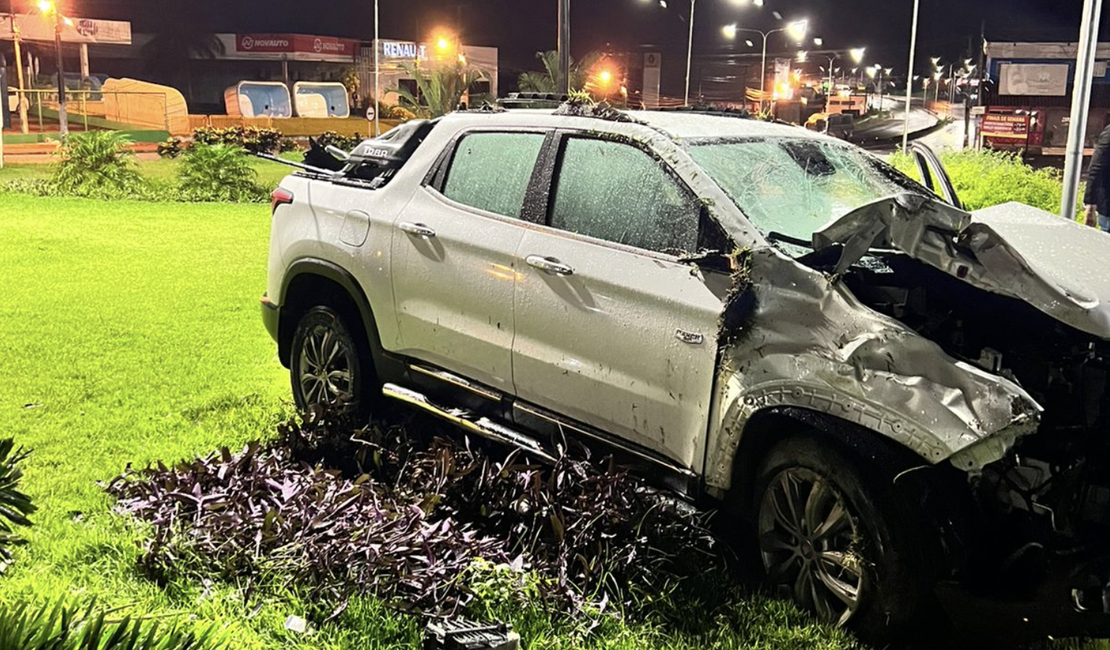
[236,34,358,58]
[981,114,1030,141]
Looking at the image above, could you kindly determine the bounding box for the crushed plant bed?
[106,408,721,618]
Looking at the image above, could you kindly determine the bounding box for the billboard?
[999,63,1069,96]
[235,34,358,59]
[0,13,131,44]
[982,113,1031,140]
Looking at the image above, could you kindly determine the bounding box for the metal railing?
[6,88,173,134]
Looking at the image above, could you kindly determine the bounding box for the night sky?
[27,0,1102,92]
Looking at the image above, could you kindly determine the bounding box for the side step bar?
[382,383,558,464]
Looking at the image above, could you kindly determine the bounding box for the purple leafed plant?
[106,408,720,616]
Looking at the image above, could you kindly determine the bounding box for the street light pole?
[684,0,696,105]
[557,0,571,94]
[902,0,920,152]
[8,14,28,134]
[1062,0,1104,220]
[51,7,66,137]
[373,0,380,136]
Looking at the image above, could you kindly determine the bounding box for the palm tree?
[141,1,224,101]
[392,60,489,118]
[0,438,35,569]
[518,50,603,93]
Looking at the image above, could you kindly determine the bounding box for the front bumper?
[939,544,1110,643]
[261,293,280,343]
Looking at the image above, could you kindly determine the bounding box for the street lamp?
[672,0,765,107]
[37,0,67,137]
[722,19,809,101]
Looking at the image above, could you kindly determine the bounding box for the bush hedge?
[889,149,1068,215]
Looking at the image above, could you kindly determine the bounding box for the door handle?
[399,222,437,238]
[525,255,574,276]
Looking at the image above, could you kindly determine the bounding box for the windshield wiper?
[767,231,814,249]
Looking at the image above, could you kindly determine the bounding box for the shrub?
[191,126,283,154]
[316,131,363,151]
[157,137,185,159]
[107,410,719,617]
[177,144,268,203]
[0,439,35,571]
[0,598,229,649]
[51,131,145,199]
[889,148,1065,215]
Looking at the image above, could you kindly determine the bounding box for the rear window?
[442,132,545,218]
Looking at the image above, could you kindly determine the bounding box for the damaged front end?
[795,193,1110,638]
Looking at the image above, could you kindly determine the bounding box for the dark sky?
[37,0,1100,88]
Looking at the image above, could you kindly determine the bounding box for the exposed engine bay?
[815,219,1110,620]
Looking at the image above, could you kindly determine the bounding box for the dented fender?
[704,248,1041,490]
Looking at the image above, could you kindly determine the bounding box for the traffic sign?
[366,105,376,121]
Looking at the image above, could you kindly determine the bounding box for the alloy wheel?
[758,467,867,627]
[296,323,355,407]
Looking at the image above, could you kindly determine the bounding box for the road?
[859,97,975,156]
[852,96,939,146]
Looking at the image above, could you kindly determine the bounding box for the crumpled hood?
[814,194,1110,340]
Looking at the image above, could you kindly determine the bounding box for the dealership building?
[85,32,499,113]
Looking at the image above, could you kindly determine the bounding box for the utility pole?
[7,6,27,133]
[557,0,570,94]
[373,0,380,136]
[902,0,920,152]
[52,6,66,138]
[1062,0,1104,220]
[684,0,696,106]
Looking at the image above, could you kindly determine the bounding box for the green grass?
[0,156,295,190]
[0,193,907,649]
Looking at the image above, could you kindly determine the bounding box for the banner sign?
[981,113,1031,140]
[236,34,358,58]
[999,63,1069,96]
[0,13,131,44]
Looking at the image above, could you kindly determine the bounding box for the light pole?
[36,0,67,137]
[373,0,380,136]
[1062,0,1103,220]
[820,53,838,91]
[558,0,570,94]
[685,0,696,105]
[723,20,808,101]
[901,0,920,151]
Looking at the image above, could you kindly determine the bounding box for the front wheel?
[754,435,926,642]
[289,306,371,416]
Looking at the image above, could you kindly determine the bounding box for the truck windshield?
[688,137,925,241]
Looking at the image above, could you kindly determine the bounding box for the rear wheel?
[754,435,925,642]
[290,306,372,416]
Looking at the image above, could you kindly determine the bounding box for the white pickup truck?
[262,104,1110,643]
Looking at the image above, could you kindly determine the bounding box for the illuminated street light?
[599,69,613,84]
[723,19,813,104]
[813,37,824,47]
[796,50,808,63]
[850,47,866,64]
[745,39,754,47]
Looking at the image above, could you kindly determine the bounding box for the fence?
[6,88,179,135]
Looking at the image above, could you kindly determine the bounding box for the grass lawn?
[0,155,295,189]
[0,192,935,649]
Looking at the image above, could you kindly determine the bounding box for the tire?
[753,434,926,643]
[289,306,373,417]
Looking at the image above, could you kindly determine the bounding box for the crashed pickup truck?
[261,105,1110,643]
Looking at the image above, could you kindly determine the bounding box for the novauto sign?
[236,34,357,57]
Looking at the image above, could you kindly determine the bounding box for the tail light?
[271,188,294,214]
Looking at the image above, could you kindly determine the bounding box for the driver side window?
[548,137,701,255]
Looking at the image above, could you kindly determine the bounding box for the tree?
[141,1,225,100]
[518,50,604,93]
[392,60,489,119]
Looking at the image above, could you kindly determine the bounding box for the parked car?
[262,106,1110,644]
[806,111,855,140]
